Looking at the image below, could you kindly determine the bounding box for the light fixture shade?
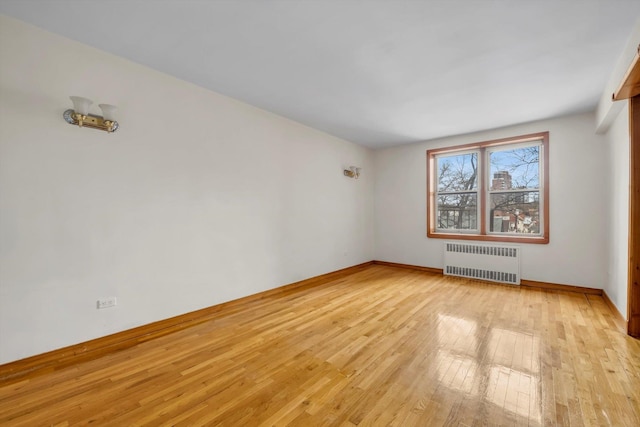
[356,167,362,175]
[69,96,93,115]
[98,104,117,121]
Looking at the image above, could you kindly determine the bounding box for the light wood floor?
[1,265,639,426]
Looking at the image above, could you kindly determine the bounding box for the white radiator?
[443,241,521,285]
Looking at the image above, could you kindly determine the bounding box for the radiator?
[443,241,521,285]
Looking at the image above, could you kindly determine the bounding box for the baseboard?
[372,260,443,275]
[0,261,373,385]
[601,290,628,332]
[519,279,602,295]
[373,260,603,295]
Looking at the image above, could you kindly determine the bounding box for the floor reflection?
[436,314,542,424]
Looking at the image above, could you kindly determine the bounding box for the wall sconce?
[343,166,362,179]
[63,96,119,133]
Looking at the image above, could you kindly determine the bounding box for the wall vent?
[443,241,520,285]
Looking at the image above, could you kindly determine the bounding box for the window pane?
[489,145,539,190]
[489,191,540,234]
[437,193,477,230]
[437,153,478,192]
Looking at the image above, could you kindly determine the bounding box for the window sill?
[427,231,549,244]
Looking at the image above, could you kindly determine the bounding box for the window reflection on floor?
[436,314,542,423]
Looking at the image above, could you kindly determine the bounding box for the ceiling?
[1,1,639,149]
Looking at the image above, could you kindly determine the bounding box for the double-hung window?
[427,132,549,243]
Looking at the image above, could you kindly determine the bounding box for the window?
[427,132,549,244]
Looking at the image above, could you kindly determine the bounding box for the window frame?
[427,131,549,244]
[433,148,481,234]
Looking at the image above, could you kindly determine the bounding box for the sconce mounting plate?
[63,109,119,133]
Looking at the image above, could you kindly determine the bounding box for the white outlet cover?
[97,297,117,309]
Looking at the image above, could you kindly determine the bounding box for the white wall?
[595,18,640,133]
[374,112,608,289]
[603,105,629,318]
[595,19,638,320]
[0,16,374,364]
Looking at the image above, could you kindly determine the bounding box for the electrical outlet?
[97,297,117,309]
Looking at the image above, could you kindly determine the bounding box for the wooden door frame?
[613,45,640,337]
[628,96,640,337]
